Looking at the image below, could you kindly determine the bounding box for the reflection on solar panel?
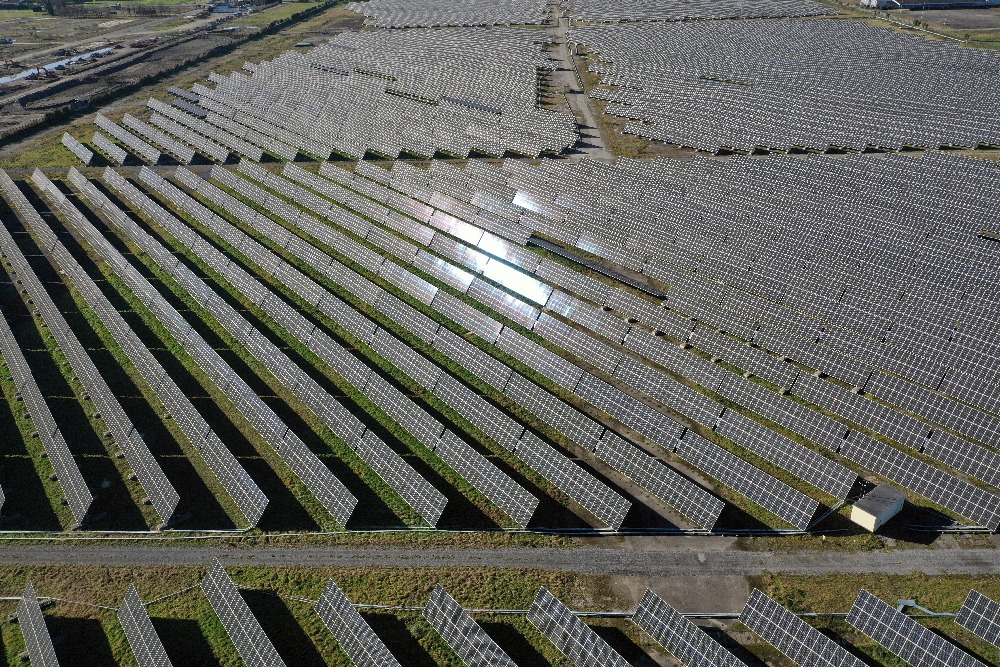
[633,589,745,667]
[118,584,173,667]
[956,590,1000,650]
[740,589,865,667]
[202,560,287,667]
[18,582,60,667]
[424,584,517,667]
[315,580,402,667]
[527,587,629,667]
[847,589,986,667]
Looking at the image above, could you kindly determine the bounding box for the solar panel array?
[315,580,402,667]
[34,169,270,528]
[527,587,630,667]
[847,590,986,667]
[0,171,180,526]
[567,0,831,22]
[571,19,1000,152]
[203,162,640,529]
[633,589,746,667]
[956,591,1000,650]
[348,0,547,27]
[60,133,92,165]
[94,168,359,527]
[424,584,518,667]
[253,161,733,530]
[677,432,817,530]
[147,97,253,161]
[95,113,162,164]
[0,304,92,526]
[91,130,128,165]
[17,582,60,667]
[185,28,577,160]
[122,114,196,164]
[740,589,866,667]
[202,560,287,667]
[118,584,173,667]
[366,152,1000,530]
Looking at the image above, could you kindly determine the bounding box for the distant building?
[851,484,906,532]
[861,0,1000,8]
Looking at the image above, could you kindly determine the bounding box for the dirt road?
[0,543,996,575]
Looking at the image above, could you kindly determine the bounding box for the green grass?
[230,2,312,26]
[0,8,38,18]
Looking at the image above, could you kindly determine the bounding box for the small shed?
[851,484,906,532]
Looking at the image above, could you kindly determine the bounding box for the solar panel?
[41,170,273,527]
[634,589,746,667]
[424,584,517,667]
[840,432,1000,530]
[514,432,631,530]
[118,584,173,667]
[847,589,985,667]
[430,375,524,451]
[495,327,583,391]
[17,582,60,667]
[676,432,818,530]
[0,310,92,526]
[433,430,538,528]
[956,590,1000,650]
[355,430,447,527]
[202,560,287,667]
[740,589,865,667]
[715,410,857,499]
[527,587,629,667]
[0,171,180,526]
[595,431,723,530]
[315,580,402,667]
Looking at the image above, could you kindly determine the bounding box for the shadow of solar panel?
[847,590,985,667]
[527,587,629,667]
[956,591,1000,650]
[634,589,745,667]
[424,584,518,667]
[315,581,402,667]
[17,582,60,667]
[202,560,287,667]
[740,589,865,667]
[118,585,173,667]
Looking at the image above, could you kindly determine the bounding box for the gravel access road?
[0,544,996,575]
